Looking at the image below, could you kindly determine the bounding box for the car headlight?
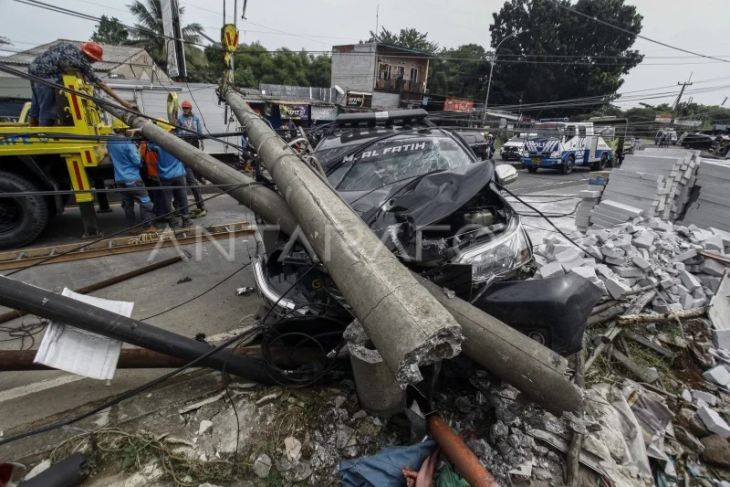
[522,150,530,157]
[454,219,532,283]
[550,151,561,158]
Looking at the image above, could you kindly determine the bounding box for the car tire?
[527,167,537,173]
[561,155,575,175]
[0,171,50,249]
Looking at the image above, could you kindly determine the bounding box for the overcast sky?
[3,0,729,108]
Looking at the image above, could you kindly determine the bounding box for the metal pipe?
[221,85,463,386]
[0,256,183,324]
[104,104,299,235]
[0,276,275,383]
[0,346,322,371]
[427,415,499,487]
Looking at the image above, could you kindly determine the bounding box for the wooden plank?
[0,222,254,270]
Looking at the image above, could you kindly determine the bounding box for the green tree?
[428,44,490,99]
[90,16,129,44]
[127,0,207,81]
[204,42,331,88]
[367,27,438,53]
[489,0,643,115]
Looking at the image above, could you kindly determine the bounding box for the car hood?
[340,161,494,248]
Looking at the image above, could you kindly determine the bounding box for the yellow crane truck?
[0,75,113,248]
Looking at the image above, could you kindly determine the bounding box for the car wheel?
[0,171,50,248]
[527,167,537,173]
[561,155,575,175]
[591,153,608,171]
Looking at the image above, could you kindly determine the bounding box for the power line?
[552,0,730,64]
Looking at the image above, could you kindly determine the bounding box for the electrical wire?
[140,262,251,320]
[0,62,246,154]
[0,324,263,447]
[551,0,730,64]
[497,182,602,261]
[4,180,260,277]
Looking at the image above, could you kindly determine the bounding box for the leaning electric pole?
[671,74,693,126]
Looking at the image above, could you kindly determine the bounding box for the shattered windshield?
[325,135,473,191]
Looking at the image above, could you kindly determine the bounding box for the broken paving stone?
[698,406,730,439]
[691,390,720,407]
[679,270,702,291]
[198,419,213,435]
[632,255,651,271]
[336,424,358,449]
[616,266,644,278]
[633,230,656,249]
[253,453,272,479]
[701,259,728,277]
[606,277,632,299]
[554,247,584,264]
[570,266,597,281]
[284,436,302,463]
[538,261,564,278]
[703,366,730,387]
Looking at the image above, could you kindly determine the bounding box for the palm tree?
[127,0,205,72]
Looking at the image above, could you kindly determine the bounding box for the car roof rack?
[335,109,431,128]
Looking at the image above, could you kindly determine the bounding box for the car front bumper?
[521,156,562,168]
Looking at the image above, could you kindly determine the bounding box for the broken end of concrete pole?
[396,326,464,385]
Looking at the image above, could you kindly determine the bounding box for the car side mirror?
[495,164,518,185]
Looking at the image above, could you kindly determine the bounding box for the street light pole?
[482,31,519,126]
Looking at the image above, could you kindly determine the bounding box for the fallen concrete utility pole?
[102,101,578,409]
[0,256,182,324]
[104,104,299,235]
[415,275,582,414]
[0,346,321,371]
[0,276,276,384]
[221,85,463,385]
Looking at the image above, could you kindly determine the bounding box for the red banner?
[443,97,475,112]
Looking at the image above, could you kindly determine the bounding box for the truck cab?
[0,75,113,248]
[521,122,613,174]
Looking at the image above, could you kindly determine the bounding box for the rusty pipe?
[427,415,499,487]
[0,346,324,371]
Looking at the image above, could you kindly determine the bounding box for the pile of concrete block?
[535,216,729,313]
[682,158,730,233]
[588,149,700,228]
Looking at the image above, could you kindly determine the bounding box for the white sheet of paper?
[34,288,134,380]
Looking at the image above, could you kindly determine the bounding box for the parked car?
[454,130,490,160]
[500,136,529,161]
[679,132,715,151]
[251,110,601,354]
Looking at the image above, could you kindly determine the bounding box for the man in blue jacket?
[149,132,191,229]
[107,130,156,232]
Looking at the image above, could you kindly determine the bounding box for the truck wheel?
[591,153,608,171]
[0,171,50,248]
[561,155,575,175]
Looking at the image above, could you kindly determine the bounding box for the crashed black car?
[253,110,600,355]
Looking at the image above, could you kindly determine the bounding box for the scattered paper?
[34,288,133,380]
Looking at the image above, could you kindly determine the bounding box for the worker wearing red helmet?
[176,99,207,218]
[27,41,132,126]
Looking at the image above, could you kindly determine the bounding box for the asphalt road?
[505,164,600,195]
